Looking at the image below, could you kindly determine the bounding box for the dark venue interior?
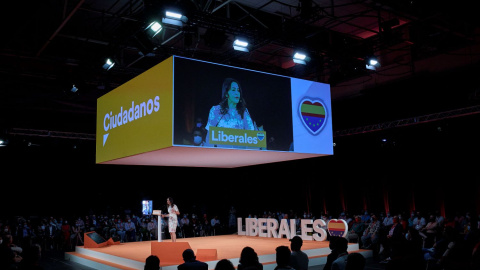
[1,0,480,222]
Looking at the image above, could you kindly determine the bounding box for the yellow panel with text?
[96,57,173,163]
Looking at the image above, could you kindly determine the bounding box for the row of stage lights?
[101,11,381,71]
[102,10,185,71]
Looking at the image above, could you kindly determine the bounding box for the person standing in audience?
[228,206,237,233]
[70,223,83,250]
[45,221,57,250]
[211,216,220,235]
[61,220,71,250]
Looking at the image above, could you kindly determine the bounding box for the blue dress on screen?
[205,105,255,130]
[204,105,256,148]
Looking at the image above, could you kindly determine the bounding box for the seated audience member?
[379,215,404,263]
[116,219,127,243]
[387,226,424,270]
[0,234,23,270]
[347,216,365,243]
[290,236,309,270]
[324,236,340,270]
[178,249,208,270]
[422,226,457,266]
[124,218,137,242]
[361,215,380,249]
[419,214,438,248]
[18,243,42,270]
[331,237,349,270]
[144,255,160,270]
[215,259,235,270]
[345,253,365,270]
[360,211,371,224]
[238,246,263,270]
[413,212,426,231]
[274,245,294,270]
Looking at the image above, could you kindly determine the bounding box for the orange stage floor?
[65,234,369,270]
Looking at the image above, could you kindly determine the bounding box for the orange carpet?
[79,234,331,265]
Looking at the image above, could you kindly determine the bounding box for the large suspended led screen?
[173,56,333,155]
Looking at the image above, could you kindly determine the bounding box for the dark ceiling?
[1,0,480,137]
[3,0,480,220]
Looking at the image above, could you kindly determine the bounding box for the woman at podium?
[162,197,180,242]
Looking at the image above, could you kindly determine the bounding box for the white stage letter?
[258,218,268,237]
[246,218,258,236]
[278,219,293,239]
[267,218,279,238]
[312,219,327,241]
[237,218,246,236]
[301,219,313,241]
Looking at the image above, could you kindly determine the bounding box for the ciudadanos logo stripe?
[102,96,160,146]
[96,56,174,164]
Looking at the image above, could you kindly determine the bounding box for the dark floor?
[36,249,389,270]
[39,249,95,270]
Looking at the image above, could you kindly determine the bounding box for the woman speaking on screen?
[204,78,256,147]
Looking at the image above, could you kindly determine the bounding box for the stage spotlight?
[146,21,163,38]
[0,139,6,147]
[102,58,115,70]
[365,56,380,70]
[133,21,162,55]
[166,11,182,20]
[233,39,249,52]
[163,11,187,26]
[71,84,78,93]
[293,52,310,65]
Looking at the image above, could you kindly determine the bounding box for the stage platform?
[65,234,372,270]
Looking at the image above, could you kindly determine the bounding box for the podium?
[152,210,162,242]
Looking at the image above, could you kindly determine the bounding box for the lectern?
[152,210,162,242]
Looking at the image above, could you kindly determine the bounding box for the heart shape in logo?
[299,98,327,135]
[327,219,348,237]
